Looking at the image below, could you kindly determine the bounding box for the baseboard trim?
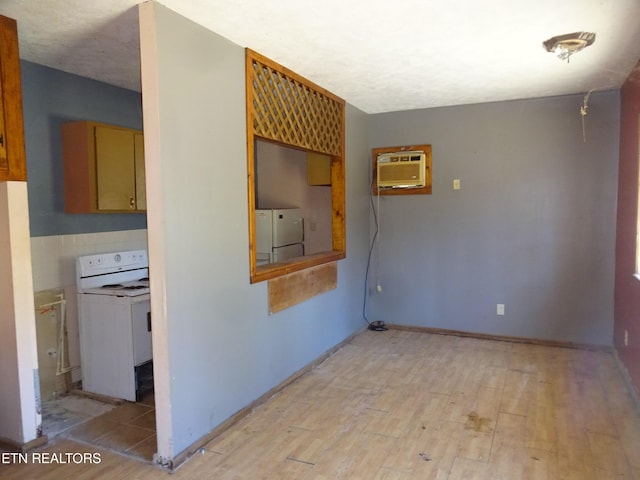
[69,389,125,406]
[612,348,640,416]
[167,326,367,471]
[387,323,612,352]
[0,434,48,453]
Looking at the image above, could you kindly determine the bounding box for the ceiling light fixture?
[543,32,596,63]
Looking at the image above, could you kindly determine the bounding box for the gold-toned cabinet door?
[62,121,145,213]
[0,15,27,181]
[95,125,136,211]
[134,132,146,211]
[307,152,331,186]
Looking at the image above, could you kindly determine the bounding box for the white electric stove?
[76,249,150,296]
[76,250,152,402]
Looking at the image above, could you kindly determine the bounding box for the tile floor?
[60,391,156,462]
[41,394,116,439]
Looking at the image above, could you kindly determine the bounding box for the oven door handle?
[147,311,152,332]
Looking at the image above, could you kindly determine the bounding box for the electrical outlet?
[497,304,505,316]
[624,329,629,346]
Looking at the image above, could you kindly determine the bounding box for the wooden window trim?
[245,49,346,284]
[0,15,27,182]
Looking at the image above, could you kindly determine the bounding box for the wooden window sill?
[251,251,345,284]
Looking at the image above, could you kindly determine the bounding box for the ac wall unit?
[377,150,426,188]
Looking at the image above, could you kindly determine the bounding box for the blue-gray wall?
[20,9,621,464]
[368,92,620,346]
[139,3,369,461]
[21,61,146,236]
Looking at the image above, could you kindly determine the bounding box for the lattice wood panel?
[246,49,344,156]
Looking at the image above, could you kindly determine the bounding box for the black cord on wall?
[363,174,387,332]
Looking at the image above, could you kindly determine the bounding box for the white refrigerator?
[255,208,304,265]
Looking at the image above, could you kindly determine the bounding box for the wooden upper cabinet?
[134,133,146,210]
[62,121,146,213]
[307,151,331,186]
[0,15,27,182]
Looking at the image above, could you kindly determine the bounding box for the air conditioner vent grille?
[377,151,426,188]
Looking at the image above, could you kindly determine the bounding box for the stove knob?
[114,254,121,262]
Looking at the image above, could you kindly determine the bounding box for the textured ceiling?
[2,0,640,113]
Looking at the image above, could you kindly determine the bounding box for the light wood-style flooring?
[3,329,640,479]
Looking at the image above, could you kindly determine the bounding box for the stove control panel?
[78,250,148,277]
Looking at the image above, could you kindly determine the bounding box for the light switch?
[453,179,460,190]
